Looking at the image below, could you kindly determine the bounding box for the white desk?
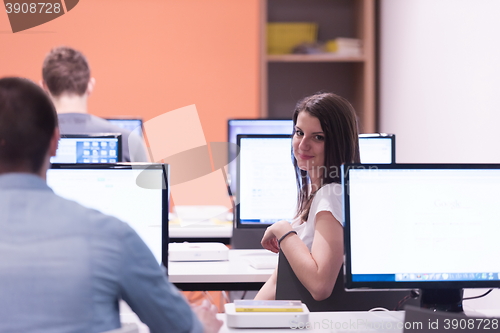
[168,249,275,291]
[218,310,406,333]
[121,309,405,333]
[122,304,500,333]
[169,223,233,239]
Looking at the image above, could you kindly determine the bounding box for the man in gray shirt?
[41,46,149,162]
[0,77,221,333]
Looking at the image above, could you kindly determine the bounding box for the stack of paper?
[225,301,309,328]
[234,300,303,312]
[325,37,362,56]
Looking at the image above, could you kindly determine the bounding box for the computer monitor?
[358,133,395,163]
[47,163,169,268]
[235,134,396,228]
[51,134,122,163]
[343,163,500,312]
[106,118,144,138]
[227,119,294,194]
[236,135,297,228]
[227,118,395,191]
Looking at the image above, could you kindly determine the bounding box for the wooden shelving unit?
[267,54,366,62]
[260,0,376,133]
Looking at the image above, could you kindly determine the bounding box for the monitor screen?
[343,163,500,311]
[358,133,395,164]
[47,164,168,268]
[235,134,396,228]
[236,135,297,228]
[106,118,144,138]
[227,119,294,194]
[51,134,122,163]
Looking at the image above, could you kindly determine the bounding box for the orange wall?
[0,0,260,145]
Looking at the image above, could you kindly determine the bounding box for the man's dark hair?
[0,77,58,173]
[42,46,90,97]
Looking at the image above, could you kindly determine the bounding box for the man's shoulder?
[87,115,135,138]
[58,113,132,136]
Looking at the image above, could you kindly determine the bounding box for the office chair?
[276,250,419,312]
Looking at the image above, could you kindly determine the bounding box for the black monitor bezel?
[58,133,123,163]
[105,117,144,138]
[343,163,500,290]
[227,118,294,159]
[358,133,396,164]
[227,119,295,192]
[227,118,293,140]
[235,134,293,229]
[49,163,169,270]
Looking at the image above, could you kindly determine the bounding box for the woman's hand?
[261,220,293,253]
[261,227,279,253]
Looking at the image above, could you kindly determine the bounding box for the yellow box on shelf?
[325,37,362,56]
[267,22,318,55]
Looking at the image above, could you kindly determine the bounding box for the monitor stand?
[420,289,463,313]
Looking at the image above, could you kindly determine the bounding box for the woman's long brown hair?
[292,92,360,222]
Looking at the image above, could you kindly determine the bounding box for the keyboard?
[247,255,278,269]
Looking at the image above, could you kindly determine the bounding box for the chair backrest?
[230,227,265,249]
[101,323,139,333]
[276,250,419,311]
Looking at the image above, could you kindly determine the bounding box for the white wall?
[380,0,500,315]
[380,0,500,163]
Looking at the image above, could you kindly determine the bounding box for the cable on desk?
[463,289,493,300]
[395,290,420,311]
[221,290,230,304]
[203,291,216,305]
[393,289,493,310]
[368,307,390,312]
[225,179,237,228]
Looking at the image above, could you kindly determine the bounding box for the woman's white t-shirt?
[291,183,343,251]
